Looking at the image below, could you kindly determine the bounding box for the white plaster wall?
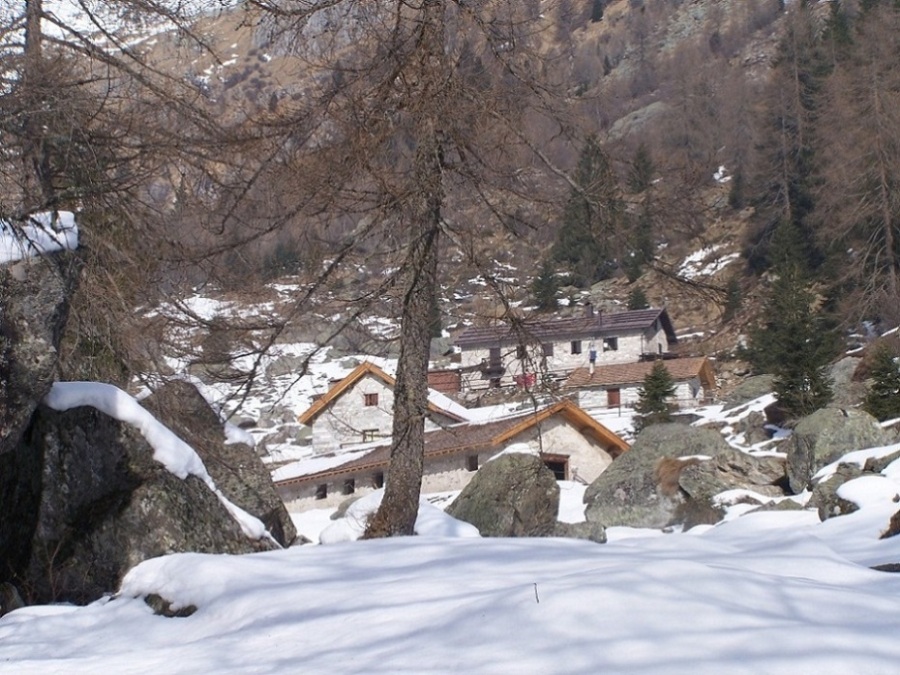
[576,378,705,411]
[310,375,453,454]
[311,375,396,454]
[283,417,619,513]
[458,327,668,390]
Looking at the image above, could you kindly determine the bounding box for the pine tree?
[722,276,741,323]
[863,343,900,421]
[627,286,649,310]
[532,259,559,312]
[628,143,655,194]
[744,222,836,418]
[551,135,622,287]
[591,0,605,23]
[634,361,677,433]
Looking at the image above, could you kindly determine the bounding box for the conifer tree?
[744,221,836,418]
[551,135,622,287]
[628,143,655,194]
[532,259,559,312]
[863,343,900,421]
[627,286,649,310]
[634,361,677,433]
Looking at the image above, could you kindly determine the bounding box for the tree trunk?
[364,0,444,538]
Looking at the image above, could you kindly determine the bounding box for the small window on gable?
[542,343,554,357]
[342,478,355,495]
[516,344,527,359]
[362,429,378,443]
[373,472,385,488]
[571,340,582,355]
[544,459,568,481]
[315,484,327,500]
[364,392,379,407]
[466,454,479,472]
[603,337,618,351]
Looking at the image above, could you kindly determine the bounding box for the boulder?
[722,375,774,411]
[552,521,607,544]
[677,447,787,502]
[828,357,867,408]
[0,252,79,457]
[583,424,731,529]
[1,404,276,605]
[785,408,894,493]
[446,453,559,537]
[733,411,771,446]
[810,464,864,521]
[141,381,297,547]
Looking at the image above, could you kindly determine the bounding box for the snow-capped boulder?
[0,251,79,457]
[677,447,787,502]
[447,453,559,537]
[583,423,731,529]
[141,381,297,547]
[722,375,775,411]
[1,404,277,605]
[785,408,894,493]
[811,463,864,521]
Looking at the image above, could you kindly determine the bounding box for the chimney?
[584,302,594,318]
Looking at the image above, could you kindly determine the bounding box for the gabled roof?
[565,357,716,390]
[454,307,677,349]
[297,362,468,426]
[278,399,629,487]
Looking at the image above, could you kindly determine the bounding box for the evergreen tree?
[627,286,649,310]
[744,223,836,418]
[591,0,605,22]
[551,135,623,286]
[722,275,742,323]
[634,361,677,433]
[863,342,900,421]
[532,259,560,312]
[628,143,655,194]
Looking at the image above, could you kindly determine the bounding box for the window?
[342,478,356,495]
[607,388,621,407]
[364,392,379,407]
[542,343,554,357]
[543,458,568,481]
[372,472,385,488]
[571,340,582,355]
[603,337,618,351]
[488,347,502,368]
[362,429,378,443]
[516,344,527,359]
[315,484,327,500]
[466,454,479,472]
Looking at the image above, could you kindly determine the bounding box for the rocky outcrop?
[1,405,276,605]
[0,252,79,457]
[829,357,867,408]
[677,447,787,501]
[583,424,732,529]
[722,375,774,411]
[785,408,894,493]
[141,380,296,547]
[810,464,864,521]
[552,521,608,544]
[446,453,559,537]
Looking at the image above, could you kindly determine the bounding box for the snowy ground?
[4,393,900,673]
[4,494,900,673]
